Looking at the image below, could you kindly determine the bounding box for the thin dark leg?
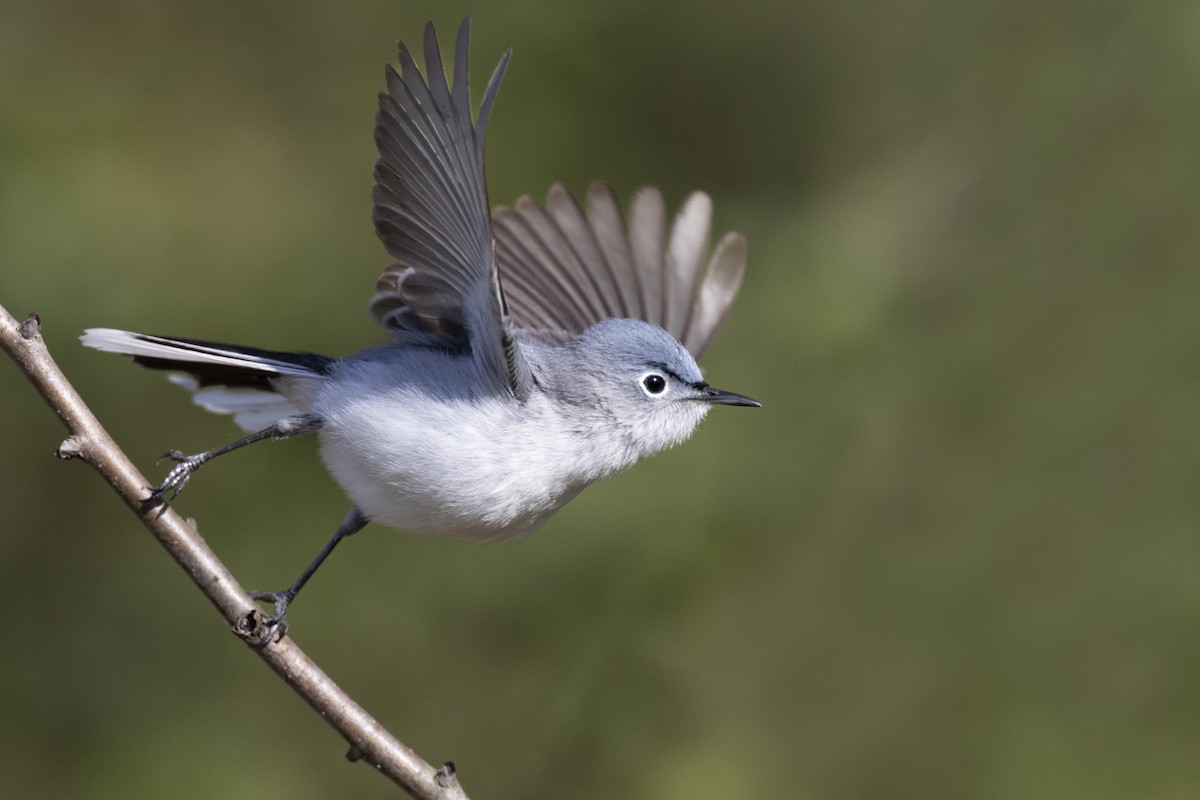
[153,413,323,499]
[251,507,368,641]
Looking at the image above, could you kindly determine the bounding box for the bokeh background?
[2,1,1197,798]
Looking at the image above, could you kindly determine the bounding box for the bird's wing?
[367,18,529,398]
[492,183,747,358]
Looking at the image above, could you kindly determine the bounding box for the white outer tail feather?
[80,328,317,376]
[82,328,308,432]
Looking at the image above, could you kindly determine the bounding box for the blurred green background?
[2,1,1198,798]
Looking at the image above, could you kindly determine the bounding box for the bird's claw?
[152,450,203,500]
[249,589,293,644]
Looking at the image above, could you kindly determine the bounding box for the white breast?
[309,348,626,540]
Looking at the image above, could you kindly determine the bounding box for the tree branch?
[0,302,469,800]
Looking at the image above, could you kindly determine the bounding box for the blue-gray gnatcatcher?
[81,18,759,635]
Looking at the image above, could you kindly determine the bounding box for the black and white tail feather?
[79,329,332,431]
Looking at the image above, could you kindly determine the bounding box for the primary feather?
[492,183,747,357]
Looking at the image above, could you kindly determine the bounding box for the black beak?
[698,386,761,407]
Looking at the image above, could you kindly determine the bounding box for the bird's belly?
[315,393,587,540]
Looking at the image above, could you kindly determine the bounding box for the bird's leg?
[251,507,369,642]
[153,414,323,500]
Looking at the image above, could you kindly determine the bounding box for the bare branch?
[0,302,470,800]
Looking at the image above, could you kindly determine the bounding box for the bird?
[81,18,759,637]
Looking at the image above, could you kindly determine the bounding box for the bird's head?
[564,319,759,458]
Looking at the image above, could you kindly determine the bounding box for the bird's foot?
[248,589,294,645]
[152,450,204,500]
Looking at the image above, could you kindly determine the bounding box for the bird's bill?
[698,386,761,407]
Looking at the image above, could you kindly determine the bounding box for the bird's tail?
[81,328,333,431]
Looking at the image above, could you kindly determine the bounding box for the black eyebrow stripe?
[646,361,708,391]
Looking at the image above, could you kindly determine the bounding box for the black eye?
[642,373,667,395]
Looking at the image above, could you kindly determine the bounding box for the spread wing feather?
[367,19,527,396]
[367,20,746,364]
[493,183,746,357]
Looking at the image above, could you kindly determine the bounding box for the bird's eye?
[641,373,667,395]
